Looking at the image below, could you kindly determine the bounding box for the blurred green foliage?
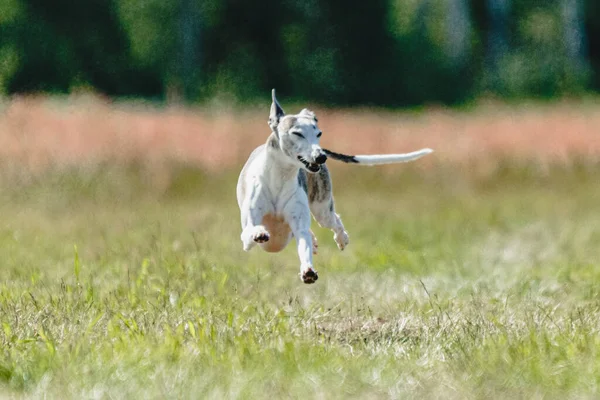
[0,0,599,106]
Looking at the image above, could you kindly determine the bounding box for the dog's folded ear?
[268,89,285,132]
[299,108,317,121]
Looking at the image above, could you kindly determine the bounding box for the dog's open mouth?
[297,156,320,173]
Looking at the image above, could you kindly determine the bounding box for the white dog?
[237,90,433,283]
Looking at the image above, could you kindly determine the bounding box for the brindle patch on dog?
[307,164,332,203]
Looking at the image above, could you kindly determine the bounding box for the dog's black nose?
[315,154,327,164]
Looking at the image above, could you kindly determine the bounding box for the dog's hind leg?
[307,166,349,250]
[310,230,318,254]
[312,200,349,251]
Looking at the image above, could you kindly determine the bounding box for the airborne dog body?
[237,90,432,283]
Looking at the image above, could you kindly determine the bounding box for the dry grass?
[1,95,600,177]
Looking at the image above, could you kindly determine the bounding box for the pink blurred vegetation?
[1,95,599,177]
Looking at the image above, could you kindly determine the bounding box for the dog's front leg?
[295,229,317,283]
[285,198,317,284]
[241,222,270,251]
[240,188,271,251]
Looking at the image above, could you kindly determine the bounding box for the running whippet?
[237,90,433,284]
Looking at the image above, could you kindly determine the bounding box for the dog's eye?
[316,132,322,138]
[292,132,305,138]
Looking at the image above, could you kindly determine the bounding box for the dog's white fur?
[237,90,433,283]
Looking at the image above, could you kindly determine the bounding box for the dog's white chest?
[260,213,292,252]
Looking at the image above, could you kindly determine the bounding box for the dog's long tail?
[322,148,433,165]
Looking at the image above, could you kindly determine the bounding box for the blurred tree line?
[0,0,599,106]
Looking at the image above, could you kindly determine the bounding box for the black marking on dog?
[322,148,358,163]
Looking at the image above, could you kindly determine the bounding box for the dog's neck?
[264,132,300,185]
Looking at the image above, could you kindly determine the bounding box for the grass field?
[1,99,600,398]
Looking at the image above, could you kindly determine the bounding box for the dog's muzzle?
[297,156,321,173]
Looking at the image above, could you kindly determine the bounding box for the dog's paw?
[299,267,318,284]
[334,230,349,251]
[252,229,270,243]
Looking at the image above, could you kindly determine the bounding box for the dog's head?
[268,89,327,173]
